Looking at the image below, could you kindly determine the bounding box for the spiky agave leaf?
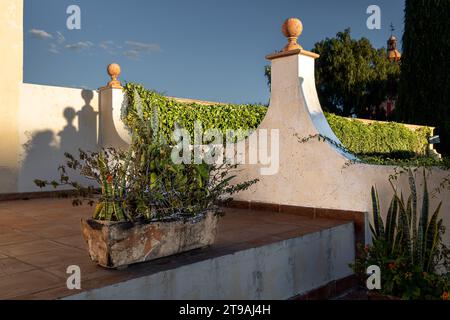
[98,153,111,198]
[408,169,418,248]
[371,186,385,239]
[424,202,442,272]
[393,226,403,255]
[104,201,113,221]
[417,170,430,270]
[113,201,125,221]
[385,197,394,244]
[385,196,399,252]
[405,194,414,263]
[405,194,413,228]
[93,202,104,220]
[397,195,412,264]
[370,224,377,242]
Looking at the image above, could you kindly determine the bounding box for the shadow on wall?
[20,90,98,191]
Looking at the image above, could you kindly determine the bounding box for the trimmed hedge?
[325,113,432,156]
[124,83,432,157]
[123,83,267,142]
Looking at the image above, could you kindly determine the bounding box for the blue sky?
[24,0,405,104]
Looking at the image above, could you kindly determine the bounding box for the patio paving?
[0,198,349,300]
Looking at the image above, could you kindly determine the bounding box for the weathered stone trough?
[81,212,219,269]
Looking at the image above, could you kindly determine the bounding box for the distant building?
[376,33,402,119]
[387,35,402,63]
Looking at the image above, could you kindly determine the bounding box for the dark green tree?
[312,29,400,118]
[264,29,400,119]
[397,0,450,155]
[264,65,271,89]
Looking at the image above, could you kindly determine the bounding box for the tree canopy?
[265,29,400,119]
[397,0,450,155]
[312,29,400,118]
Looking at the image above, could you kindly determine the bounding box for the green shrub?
[123,82,432,157]
[34,90,258,222]
[123,83,267,143]
[351,170,450,300]
[325,113,432,156]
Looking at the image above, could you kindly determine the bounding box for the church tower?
[387,24,402,62]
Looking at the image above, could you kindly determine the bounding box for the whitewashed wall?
[233,51,450,246]
[17,83,99,192]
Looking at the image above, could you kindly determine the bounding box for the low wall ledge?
[266,49,320,60]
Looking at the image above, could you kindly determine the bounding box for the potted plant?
[351,169,450,300]
[35,91,257,269]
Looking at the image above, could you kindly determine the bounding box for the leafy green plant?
[124,82,433,160]
[35,87,258,223]
[351,169,450,299]
[325,112,432,156]
[297,133,449,171]
[371,169,447,272]
[123,83,267,144]
[353,242,450,300]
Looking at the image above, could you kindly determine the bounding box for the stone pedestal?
[98,87,131,149]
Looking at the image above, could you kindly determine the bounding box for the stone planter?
[81,212,219,269]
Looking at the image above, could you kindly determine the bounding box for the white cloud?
[125,41,161,53]
[99,40,114,50]
[49,43,60,54]
[123,41,161,60]
[29,29,53,40]
[99,40,118,55]
[123,50,140,60]
[65,41,94,51]
[56,31,65,44]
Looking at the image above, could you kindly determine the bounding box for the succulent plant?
[371,169,446,273]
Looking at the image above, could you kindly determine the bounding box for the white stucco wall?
[17,83,99,192]
[233,52,450,246]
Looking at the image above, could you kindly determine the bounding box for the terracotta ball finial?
[282,18,303,51]
[106,63,123,89]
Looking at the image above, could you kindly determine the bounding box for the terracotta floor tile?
[0,225,15,233]
[22,224,81,239]
[45,261,118,282]
[271,226,321,240]
[0,231,41,247]
[17,273,136,300]
[0,239,69,257]
[0,269,64,299]
[52,234,87,250]
[297,218,345,228]
[14,247,88,268]
[0,199,349,300]
[78,273,136,292]
[14,285,71,300]
[0,257,36,276]
[0,216,41,227]
[242,235,284,248]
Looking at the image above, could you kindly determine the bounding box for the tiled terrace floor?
[0,198,348,300]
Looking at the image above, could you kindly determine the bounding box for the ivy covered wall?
[124,83,432,158]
